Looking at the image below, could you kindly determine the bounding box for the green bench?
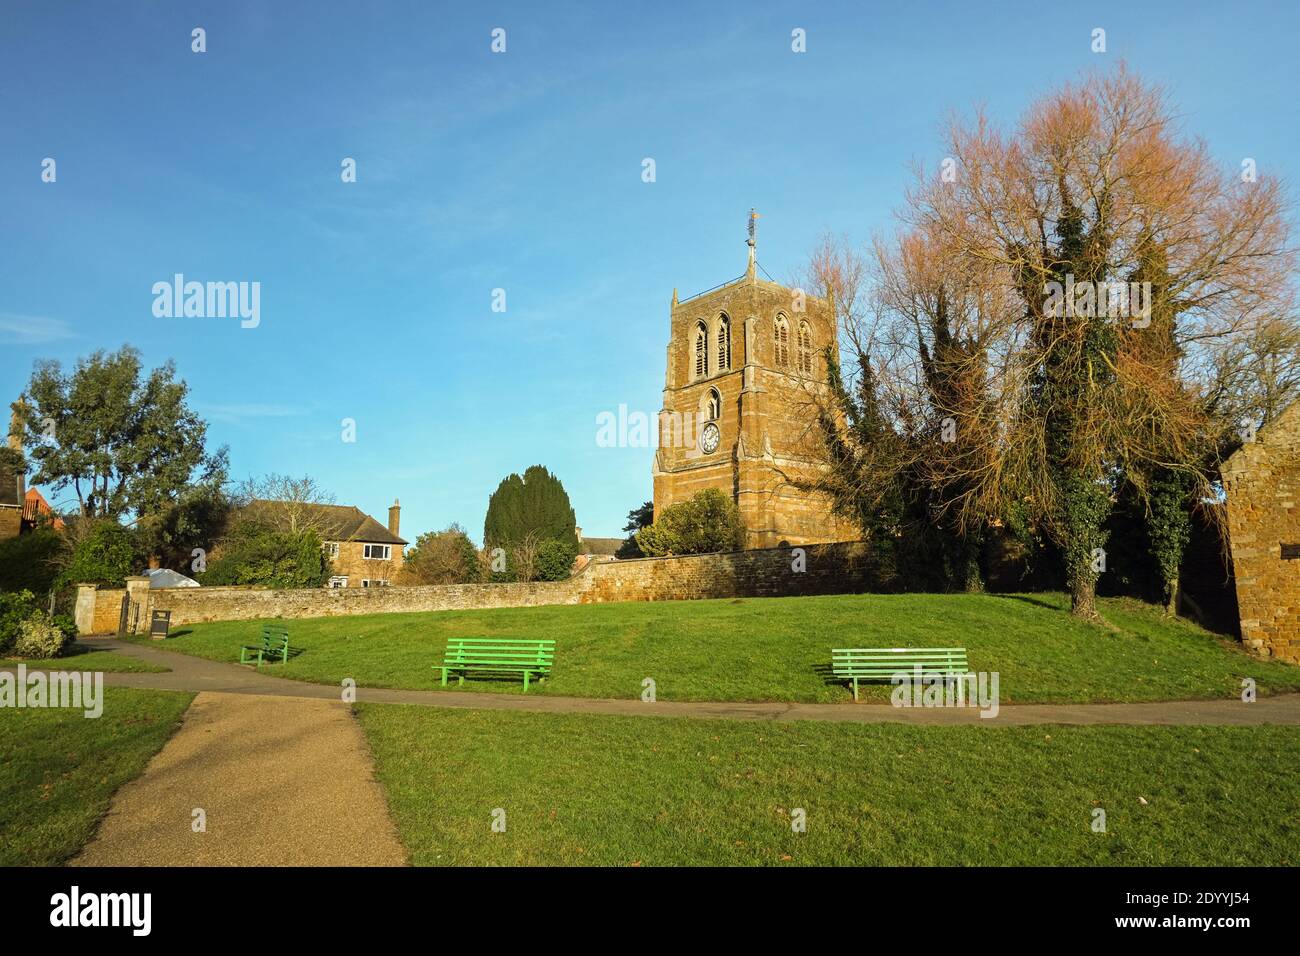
[240,623,290,667]
[434,638,554,692]
[831,647,968,701]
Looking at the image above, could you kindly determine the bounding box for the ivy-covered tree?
[1023,182,1119,619]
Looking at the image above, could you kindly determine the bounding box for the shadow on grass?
[988,593,1063,612]
[811,662,844,688]
[434,669,548,690]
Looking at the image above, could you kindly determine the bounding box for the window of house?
[798,321,814,374]
[328,575,348,588]
[323,542,340,558]
[774,315,790,367]
[716,315,731,371]
[694,321,708,378]
[362,579,390,588]
[363,544,391,560]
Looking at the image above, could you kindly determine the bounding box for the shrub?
[200,522,331,589]
[51,612,78,644]
[535,538,578,581]
[58,520,138,587]
[400,525,481,585]
[14,613,71,659]
[0,589,38,654]
[0,528,63,593]
[636,488,744,556]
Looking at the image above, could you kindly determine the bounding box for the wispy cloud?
[0,313,76,345]
[198,403,311,425]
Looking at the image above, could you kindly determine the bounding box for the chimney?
[387,499,400,537]
[7,404,21,453]
[8,398,26,502]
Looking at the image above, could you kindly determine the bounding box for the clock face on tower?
[700,421,721,454]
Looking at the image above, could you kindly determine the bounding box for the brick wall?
[79,541,886,631]
[0,506,21,541]
[1223,401,1300,664]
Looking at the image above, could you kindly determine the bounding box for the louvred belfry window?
[717,316,731,371]
[775,315,790,367]
[694,321,708,378]
[798,321,814,374]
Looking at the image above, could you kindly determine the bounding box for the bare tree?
[803,65,1296,618]
[231,473,337,535]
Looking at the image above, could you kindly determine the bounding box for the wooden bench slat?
[435,637,555,692]
[831,647,969,700]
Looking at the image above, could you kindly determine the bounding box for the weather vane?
[747,208,759,270]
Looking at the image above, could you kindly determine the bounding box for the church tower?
[652,213,856,548]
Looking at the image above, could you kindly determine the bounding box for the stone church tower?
[652,215,857,549]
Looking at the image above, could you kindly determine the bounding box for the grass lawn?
[0,688,193,865]
[136,592,1300,704]
[3,641,170,674]
[357,702,1300,866]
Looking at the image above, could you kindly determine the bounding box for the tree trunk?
[1164,579,1179,616]
[1070,574,1100,620]
[963,545,985,594]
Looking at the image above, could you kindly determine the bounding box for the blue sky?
[2,1,1297,542]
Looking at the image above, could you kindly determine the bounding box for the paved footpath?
[34,638,1300,727]
[73,690,407,866]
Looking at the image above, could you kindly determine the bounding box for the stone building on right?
[1222,399,1300,664]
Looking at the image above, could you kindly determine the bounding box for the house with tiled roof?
[243,497,407,588]
[2,407,63,539]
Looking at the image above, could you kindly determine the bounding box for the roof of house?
[245,500,407,546]
[143,567,200,589]
[579,536,625,556]
[23,488,64,529]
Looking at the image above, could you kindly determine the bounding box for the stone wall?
[75,585,130,635]
[77,540,886,633]
[1223,400,1300,664]
[143,576,583,628]
[579,541,883,603]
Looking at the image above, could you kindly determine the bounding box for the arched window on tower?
[694,321,708,379]
[798,321,814,374]
[716,314,731,371]
[706,387,721,422]
[774,314,790,368]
